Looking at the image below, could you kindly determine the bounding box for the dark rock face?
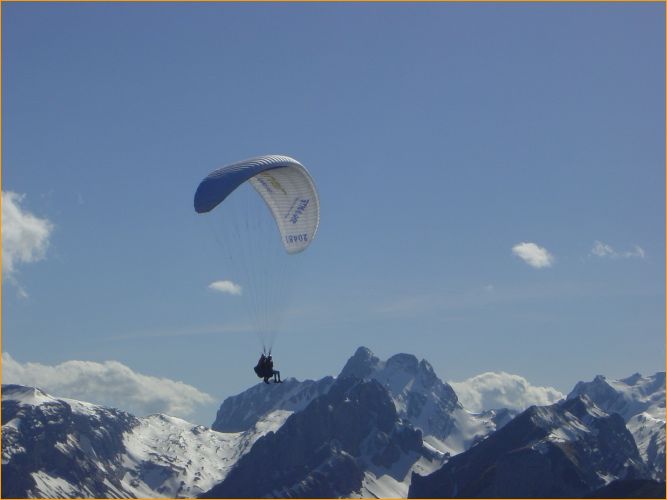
[409,395,648,498]
[202,377,425,498]
[2,385,139,498]
[585,479,666,498]
[211,376,334,432]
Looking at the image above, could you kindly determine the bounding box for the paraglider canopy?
[194,155,319,354]
[194,155,319,253]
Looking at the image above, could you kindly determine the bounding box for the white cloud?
[591,241,646,260]
[208,280,242,296]
[449,371,564,412]
[512,242,554,268]
[626,245,646,259]
[2,191,54,276]
[591,240,615,257]
[2,353,215,419]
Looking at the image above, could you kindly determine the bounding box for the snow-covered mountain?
[201,347,520,497]
[210,347,515,461]
[2,385,277,498]
[409,395,649,498]
[3,349,664,499]
[203,376,442,498]
[211,376,334,432]
[339,347,515,456]
[568,372,665,480]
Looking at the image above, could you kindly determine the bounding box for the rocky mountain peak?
[569,375,618,406]
[2,385,140,498]
[561,394,607,422]
[203,376,426,498]
[211,376,334,432]
[339,346,382,379]
[621,372,644,386]
[566,371,666,481]
[409,396,647,498]
[386,353,419,373]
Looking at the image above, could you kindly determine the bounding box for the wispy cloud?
[208,280,242,296]
[512,242,554,269]
[590,241,645,260]
[2,353,215,419]
[2,192,54,296]
[449,371,564,412]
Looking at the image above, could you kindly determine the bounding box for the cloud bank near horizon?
[2,353,215,419]
[450,371,564,412]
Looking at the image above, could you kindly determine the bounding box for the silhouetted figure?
[253,353,282,384]
[266,355,282,383]
[254,354,269,382]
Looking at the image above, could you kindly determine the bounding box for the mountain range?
[409,394,647,498]
[2,347,664,498]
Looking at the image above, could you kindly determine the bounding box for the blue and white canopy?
[194,155,319,254]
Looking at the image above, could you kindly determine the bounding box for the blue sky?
[3,3,664,426]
